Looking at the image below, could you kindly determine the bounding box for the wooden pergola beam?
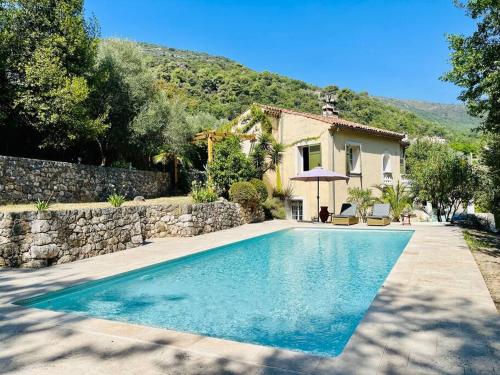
[193,131,256,142]
[193,131,256,162]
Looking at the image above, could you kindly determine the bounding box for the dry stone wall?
[0,155,169,204]
[0,200,254,268]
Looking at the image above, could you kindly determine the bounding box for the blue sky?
[85,0,475,103]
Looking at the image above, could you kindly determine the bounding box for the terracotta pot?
[319,206,330,223]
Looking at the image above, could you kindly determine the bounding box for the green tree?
[442,0,499,221]
[207,136,255,196]
[132,95,195,161]
[186,112,225,133]
[442,0,500,134]
[0,1,13,125]
[0,0,100,148]
[406,140,480,222]
[374,181,412,222]
[89,38,157,165]
[475,134,500,220]
[347,187,375,222]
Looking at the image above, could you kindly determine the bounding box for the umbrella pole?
[317,177,320,222]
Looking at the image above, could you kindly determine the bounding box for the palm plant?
[152,150,170,171]
[374,181,413,221]
[347,187,375,222]
[256,133,274,153]
[250,134,285,190]
[153,150,193,189]
[153,150,193,169]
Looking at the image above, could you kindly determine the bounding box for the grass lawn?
[463,229,500,312]
[0,196,192,213]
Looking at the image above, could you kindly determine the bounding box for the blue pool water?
[19,228,413,357]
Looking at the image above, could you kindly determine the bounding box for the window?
[300,145,321,171]
[291,200,303,221]
[382,153,392,173]
[382,153,393,184]
[346,144,361,174]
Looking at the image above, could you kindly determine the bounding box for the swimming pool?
[18,228,413,357]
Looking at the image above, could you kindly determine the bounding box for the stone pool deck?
[1,221,498,374]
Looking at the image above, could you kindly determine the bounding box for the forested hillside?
[377,97,480,132]
[139,42,468,139]
[139,43,321,119]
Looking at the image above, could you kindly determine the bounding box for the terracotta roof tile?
[258,104,407,140]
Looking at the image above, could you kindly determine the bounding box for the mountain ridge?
[376,97,480,132]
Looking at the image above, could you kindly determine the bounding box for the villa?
[235,101,409,221]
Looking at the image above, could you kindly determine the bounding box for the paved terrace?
[0,221,498,374]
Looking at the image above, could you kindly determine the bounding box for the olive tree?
[406,140,480,222]
[89,38,157,165]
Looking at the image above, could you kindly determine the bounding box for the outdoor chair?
[367,203,392,226]
[332,203,359,226]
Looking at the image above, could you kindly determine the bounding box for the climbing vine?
[241,105,273,134]
[285,133,324,148]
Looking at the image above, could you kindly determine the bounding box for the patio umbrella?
[290,167,349,222]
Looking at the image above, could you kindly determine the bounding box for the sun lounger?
[367,203,391,226]
[332,203,359,226]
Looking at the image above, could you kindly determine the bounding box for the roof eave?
[330,124,406,141]
[259,103,407,141]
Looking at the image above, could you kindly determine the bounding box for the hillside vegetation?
[139,42,472,140]
[377,97,481,132]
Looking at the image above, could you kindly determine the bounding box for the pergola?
[193,131,256,162]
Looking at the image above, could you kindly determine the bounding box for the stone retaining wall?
[0,200,255,268]
[0,155,170,204]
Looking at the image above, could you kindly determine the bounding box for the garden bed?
[463,230,500,311]
[0,196,192,213]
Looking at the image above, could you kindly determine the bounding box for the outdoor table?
[401,214,412,226]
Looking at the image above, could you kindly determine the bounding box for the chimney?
[321,93,339,118]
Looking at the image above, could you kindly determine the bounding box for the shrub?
[34,199,51,211]
[107,192,126,207]
[262,197,286,219]
[207,136,256,196]
[191,181,218,203]
[250,178,268,203]
[110,160,131,169]
[374,181,412,221]
[229,181,259,208]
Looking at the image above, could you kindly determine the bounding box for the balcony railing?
[383,173,393,184]
[401,175,412,186]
